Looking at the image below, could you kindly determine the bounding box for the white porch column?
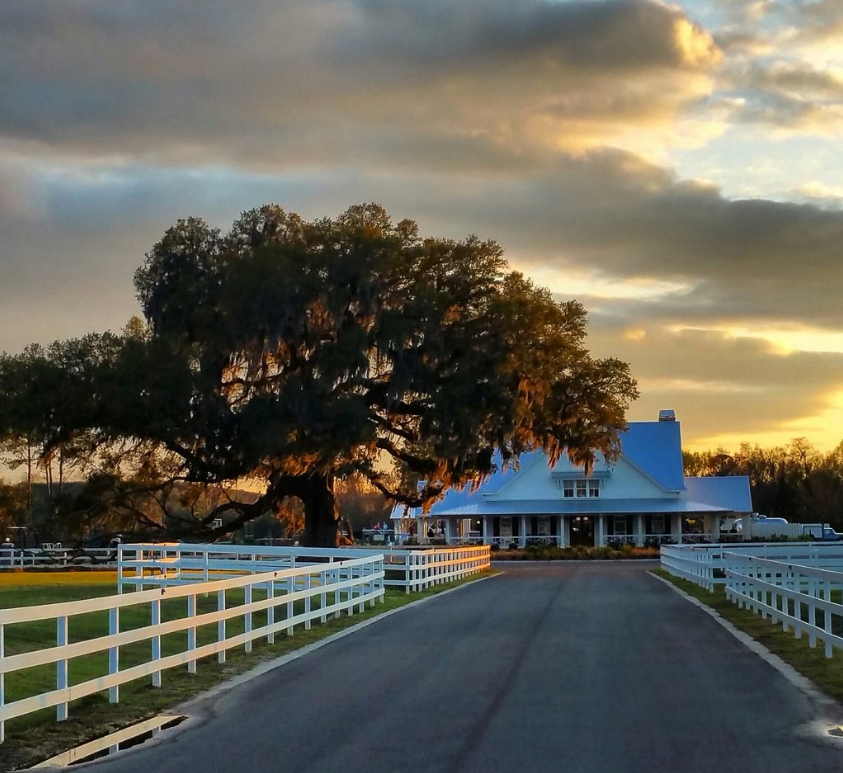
[635,514,645,547]
[519,516,527,548]
[557,516,567,547]
[562,517,571,548]
[596,515,606,547]
[710,514,721,542]
[671,513,683,544]
[482,517,491,546]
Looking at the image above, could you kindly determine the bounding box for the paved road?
[88,563,843,773]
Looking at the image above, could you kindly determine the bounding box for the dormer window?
[560,478,600,498]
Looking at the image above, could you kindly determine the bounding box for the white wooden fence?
[0,547,117,569]
[116,543,491,594]
[378,546,490,592]
[660,543,843,591]
[661,543,843,659]
[724,553,843,658]
[0,553,384,743]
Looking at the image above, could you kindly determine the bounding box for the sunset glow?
[1,0,841,456]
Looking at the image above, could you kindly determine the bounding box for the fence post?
[304,574,312,629]
[358,562,366,613]
[56,615,68,721]
[1,623,5,744]
[286,576,294,636]
[109,607,120,702]
[825,581,833,658]
[117,545,124,595]
[808,577,817,648]
[151,597,162,687]
[218,590,227,663]
[244,584,253,652]
[267,576,276,644]
[334,565,341,617]
[321,567,328,623]
[187,593,197,673]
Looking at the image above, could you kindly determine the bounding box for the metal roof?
[619,421,685,491]
[390,419,753,520]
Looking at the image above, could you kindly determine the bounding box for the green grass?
[653,568,843,705]
[0,571,492,771]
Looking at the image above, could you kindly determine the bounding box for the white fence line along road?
[660,542,843,591]
[661,542,843,659]
[0,553,385,744]
[0,543,490,745]
[116,543,491,594]
[723,552,843,659]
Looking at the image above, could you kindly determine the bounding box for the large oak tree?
[2,204,638,546]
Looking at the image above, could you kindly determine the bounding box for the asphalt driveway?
[84,562,843,773]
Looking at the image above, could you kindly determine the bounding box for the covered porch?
[404,512,726,548]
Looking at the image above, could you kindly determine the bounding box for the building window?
[560,478,600,497]
[613,516,627,536]
[651,515,665,534]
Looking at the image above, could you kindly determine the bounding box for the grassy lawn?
[653,568,843,706]
[0,570,491,771]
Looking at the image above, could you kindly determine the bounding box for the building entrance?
[569,516,594,546]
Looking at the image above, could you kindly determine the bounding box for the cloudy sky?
[1,0,842,453]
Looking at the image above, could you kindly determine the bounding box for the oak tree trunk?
[300,472,340,547]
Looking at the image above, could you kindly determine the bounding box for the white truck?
[800,524,843,542]
[734,517,843,541]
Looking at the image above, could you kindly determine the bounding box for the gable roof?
[619,421,685,491]
[392,418,750,519]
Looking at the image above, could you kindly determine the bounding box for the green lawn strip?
[652,568,843,705]
[0,571,493,771]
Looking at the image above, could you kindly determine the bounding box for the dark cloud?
[0,0,840,449]
[719,61,843,131]
[345,0,715,71]
[0,0,719,162]
[399,148,843,330]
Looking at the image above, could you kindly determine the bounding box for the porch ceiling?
[428,499,731,517]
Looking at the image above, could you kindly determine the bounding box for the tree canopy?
[0,203,638,546]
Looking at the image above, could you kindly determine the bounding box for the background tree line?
[684,438,843,527]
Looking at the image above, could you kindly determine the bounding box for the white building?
[396,412,752,548]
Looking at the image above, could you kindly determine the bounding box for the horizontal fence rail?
[661,542,843,659]
[661,543,843,592]
[0,547,117,569]
[377,546,490,593]
[724,553,843,658]
[0,554,384,743]
[117,543,491,595]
